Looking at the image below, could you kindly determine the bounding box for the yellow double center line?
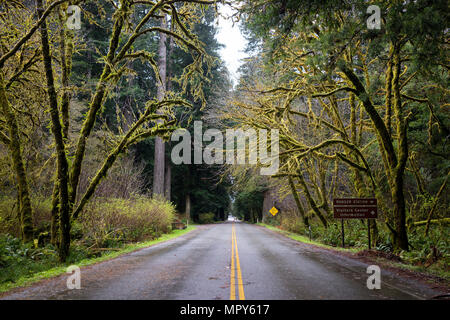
[230,223,245,300]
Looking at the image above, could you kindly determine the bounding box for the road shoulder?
[0,225,199,297]
[255,223,449,297]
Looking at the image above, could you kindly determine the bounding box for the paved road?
[1,222,444,300]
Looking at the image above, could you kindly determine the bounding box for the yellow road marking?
[234,225,245,300]
[230,223,245,300]
[230,224,236,300]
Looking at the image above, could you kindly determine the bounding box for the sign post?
[333,198,377,249]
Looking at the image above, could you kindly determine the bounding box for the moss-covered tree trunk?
[340,47,409,251]
[50,181,59,246]
[164,150,171,200]
[37,0,71,261]
[297,171,328,228]
[58,8,73,140]
[390,44,409,250]
[164,32,174,201]
[0,72,34,242]
[69,2,128,207]
[288,175,309,227]
[153,15,167,198]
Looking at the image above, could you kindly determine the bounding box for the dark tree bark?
[0,72,34,241]
[153,16,167,198]
[297,172,328,228]
[288,176,309,227]
[69,1,128,207]
[50,181,59,246]
[57,9,73,140]
[37,0,71,261]
[185,193,191,223]
[164,149,171,201]
[391,43,409,250]
[163,28,175,201]
[339,43,409,251]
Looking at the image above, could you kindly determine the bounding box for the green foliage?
[318,223,342,247]
[197,212,215,224]
[0,196,52,238]
[401,225,450,266]
[232,0,448,256]
[0,234,59,284]
[276,210,305,234]
[232,172,267,222]
[78,196,176,246]
[0,197,18,236]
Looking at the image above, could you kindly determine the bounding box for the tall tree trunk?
[297,171,328,228]
[424,171,449,236]
[50,7,73,247]
[262,190,274,223]
[185,163,191,223]
[164,149,171,201]
[58,8,73,140]
[153,16,167,198]
[391,43,409,251]
[163,29,175,201]
[50,181,59,246]
[0,72,34,241]
[340,56,409,251]
[69,2,128,208]
[288,176,309,227]
[185,192,191,224]
[37,0,71,261]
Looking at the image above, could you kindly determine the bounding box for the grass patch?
[0,226,196,294]
[257,223,364,254]
[390,259,450,281]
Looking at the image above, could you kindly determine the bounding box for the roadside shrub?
[319,223,342,247]
[311,220,370,248]
[78,196,175,247]
[279,210,306,234]
[0,197,19,236]
[198,212,215,224]
[264,215,280,226]
[0,196,52,237]
[31,197,52,233]
[0,234,59,284]
[400,225,450,267]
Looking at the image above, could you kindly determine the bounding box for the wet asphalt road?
[0,222,443,300]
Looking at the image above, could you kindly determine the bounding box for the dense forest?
[227,0,449,273]
[0,0,232,285]
[0,0,448,290]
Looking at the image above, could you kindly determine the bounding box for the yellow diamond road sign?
[269,206,278,216]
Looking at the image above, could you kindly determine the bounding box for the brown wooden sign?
[333,198,378,219]
[333,198,377,206]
